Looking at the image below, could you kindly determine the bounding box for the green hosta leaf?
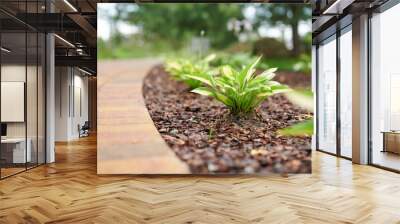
[165,55,215,89]
[215,92,233,107]
[268,81,282,86]
[259,67,277,80]
[241,86,267,96]
[271,85,290,94]
[185,79,201,89]
[220,65,234,77]
[185,74,212,86]
[209,74,218,89]
[218,75,235,87]
[278,119,313,137]
[248,76,269,88]
[250,96,267,109]
[215,79,235,93]
[256,92,273,97]
[204,54,217,63]
[191,87,214,96]
[244,56,262,83]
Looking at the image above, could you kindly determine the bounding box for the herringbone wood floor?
[0,135,400,223]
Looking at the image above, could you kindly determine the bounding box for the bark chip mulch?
[143,65,312,174]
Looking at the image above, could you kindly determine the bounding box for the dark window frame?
[314,18,352,161]
[314,0,400,173]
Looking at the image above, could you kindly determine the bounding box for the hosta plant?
[165,54,216,89]
[211,53,269,71]
[188,56,290,116]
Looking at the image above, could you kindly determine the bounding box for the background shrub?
[252,37,290,58]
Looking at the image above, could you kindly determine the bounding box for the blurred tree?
[117,4,244,49]
[255,4,311,57]
[110,4,126,46]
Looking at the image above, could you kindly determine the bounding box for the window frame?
[314,18,353,161]
[367,0,400,173]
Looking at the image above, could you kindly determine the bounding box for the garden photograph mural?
[97,3,312,174]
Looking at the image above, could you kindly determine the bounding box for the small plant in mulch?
[143,65,312,174]
[144,55,312,173]
[164,54,216,89]
[188,56,290,117]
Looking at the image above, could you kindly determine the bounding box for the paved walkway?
[97,59,190,174]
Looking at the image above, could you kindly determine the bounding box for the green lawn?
[99,40,305,73]
[260,57,301,72]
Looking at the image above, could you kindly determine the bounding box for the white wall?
[55,66,70,141]
[1,65,36,138]
[1,66,26,136]
[70,73,89,139]
[55,67,89,141]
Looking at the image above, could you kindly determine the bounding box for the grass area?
[98,39,306,73]
[260,57,301,72]
[98,39,184,59]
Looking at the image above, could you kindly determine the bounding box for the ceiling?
[0,0,99,74]
[311,0,390,43]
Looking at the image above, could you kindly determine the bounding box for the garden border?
[97,59,190,174]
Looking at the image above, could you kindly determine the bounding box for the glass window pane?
[371,4,400,171]
[26,0,39,169]
[340,29,352,158]
[1,31,27,177]
[318,36,337,154]
[0,1,46,179]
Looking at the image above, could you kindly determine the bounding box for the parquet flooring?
[1,59,400,223]
[0,134,400,223]
[1,167,26,178]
